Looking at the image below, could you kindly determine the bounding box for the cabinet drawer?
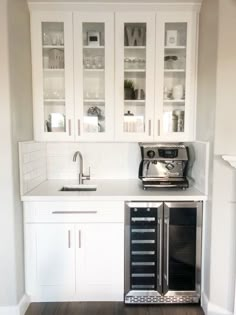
[24,201,124,223]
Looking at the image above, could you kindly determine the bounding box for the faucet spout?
[73,151,90,184]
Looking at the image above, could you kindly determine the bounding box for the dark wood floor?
[25,302,205,315]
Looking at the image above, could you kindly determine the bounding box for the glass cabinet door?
[163,23,187,135]
[115,14,155,141]
[31,12,74,141]
[74,13,114,141]
[156,14,196,141]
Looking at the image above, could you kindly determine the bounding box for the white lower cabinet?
[76,223,124,301]
[24,201,124,302]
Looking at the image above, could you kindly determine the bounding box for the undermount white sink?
[60,184,97,192]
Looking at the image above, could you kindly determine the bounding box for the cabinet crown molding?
[28,1,202,13]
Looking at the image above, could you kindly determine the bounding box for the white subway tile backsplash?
[46,142,140,180]
[19,141,47,195]
[19,141,209,195]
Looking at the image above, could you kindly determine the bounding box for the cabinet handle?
[165,217,170,286]
[158,218,162,287]
[52,211,97,214]
[78,119,80,136]
[68,119,72,136]
[68,230,71,248]
[79,230,81,248]
[148,120,151,136]
[157,119,160,136]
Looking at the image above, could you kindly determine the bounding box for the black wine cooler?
[124,201,202,304]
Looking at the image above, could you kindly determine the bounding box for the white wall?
[214,0,236,155]
[0,0,33,308]
[0,0,18,306]
[197,0,236,314]
[197,0,218,304]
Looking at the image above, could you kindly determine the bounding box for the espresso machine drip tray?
[142,177,189,189]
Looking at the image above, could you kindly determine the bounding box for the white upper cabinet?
[155,12,197,141]
[73,13,114,141]
[30,5,200,142]
[31,12,74,141]
[115,13,155,141]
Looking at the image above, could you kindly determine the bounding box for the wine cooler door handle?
[165,217,170,286]
[158,218,162,287]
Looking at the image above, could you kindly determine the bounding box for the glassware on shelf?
[83,55,104,69]
[44,88,64,100]
[176,55,186,69]
[43,31,51,45]
[43,55,49,68]
[124,57,146,69]
[164,55,178,69]
[43,30,64,46]
[48,49,64,69]
[94,56,104,69]
[50,32,64,46]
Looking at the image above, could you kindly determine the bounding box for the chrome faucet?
[73,151,90,184]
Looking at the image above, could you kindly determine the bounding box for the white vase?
[173,84,184,100]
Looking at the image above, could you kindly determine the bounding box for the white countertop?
[22,179,207,202]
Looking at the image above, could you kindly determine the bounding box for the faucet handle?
[83,166,90,181]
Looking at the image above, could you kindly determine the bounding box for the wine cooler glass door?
[125,202,163,301]
[163,201,202,301]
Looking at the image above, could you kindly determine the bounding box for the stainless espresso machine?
[138,143,189,189]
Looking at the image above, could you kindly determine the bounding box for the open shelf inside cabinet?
[44,99,65,104]
[83,45,105,49]
[84,99,105,104]
[124,100,145,105]
[164,69,185,73]
[43,45,64,49]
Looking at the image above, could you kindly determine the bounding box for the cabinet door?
[31,12,74,141]
[155,13,198,141]
[115,13,155,141]
[34,224,75,298]
[74,13,114,141]
[76,223,124,301]
[163,202,202,297]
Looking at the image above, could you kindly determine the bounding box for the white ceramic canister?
[173,84,184,100]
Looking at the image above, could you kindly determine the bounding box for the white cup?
[173,84,184,100]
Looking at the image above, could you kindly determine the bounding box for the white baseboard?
[201,292,233,315]
[0,295,30,315]
[201,291,208,315]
